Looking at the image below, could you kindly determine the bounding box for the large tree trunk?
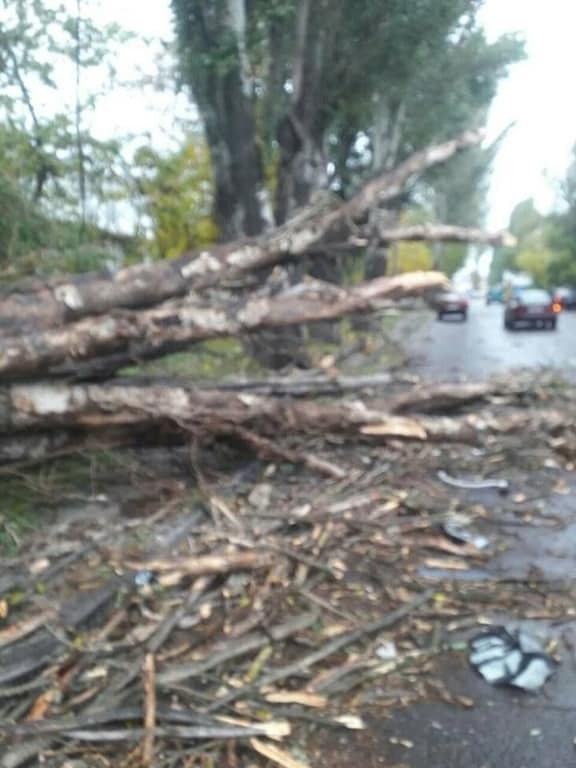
[372,96,406,173]
[274,0,342,225]
[1,379,566,467]
[0,271,448,381]
[171,0,271,240]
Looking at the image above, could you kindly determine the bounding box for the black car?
[436,291,469,321]
[504,288,561,330]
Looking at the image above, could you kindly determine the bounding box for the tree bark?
[0,271,448,380]
[171,0,271,240]
[274,0,342,224]
[0,130,484,337]
[0,380,566,465]
[370,223,517,248]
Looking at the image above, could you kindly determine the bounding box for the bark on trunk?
[0,380,566,464]
[172,0,270,241]
[0,271,448,380]
[0,130,484,337]
[274,0,341,224]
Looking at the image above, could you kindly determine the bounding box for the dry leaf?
[319,623,349,638]
[26,689,57,721]
[249,739,309,768]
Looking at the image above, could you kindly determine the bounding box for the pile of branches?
[1,371,575,767]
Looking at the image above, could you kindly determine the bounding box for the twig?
[142,653,156,767]
[121,551,274,576]
[297,588,359,623]
[157,612,317,686]
[230,426,347,479]
[207,589,433,712]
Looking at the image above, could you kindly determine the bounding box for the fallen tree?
[0,378,567,470]
[0,129,518,471]
[0,271,447,380]
[0,130,485,335]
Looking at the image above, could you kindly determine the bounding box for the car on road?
[436,291,468,321]
[553,286,576,310]
[504,288,561,330]
[486,286,503,304]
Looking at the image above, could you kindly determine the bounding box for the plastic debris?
[375,640,398,661]
[468,627,555,691]
[443,518,489,550]
[134,570,157,589]
[437,470,509,494]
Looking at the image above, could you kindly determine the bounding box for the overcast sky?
[479,0,576,228]
[77,1,576,231]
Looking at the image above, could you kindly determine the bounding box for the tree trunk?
[0,380,565,465]
[0,271,448,380]
[372,96,405,173]
[274,0,341,225]
[171,0,271,240]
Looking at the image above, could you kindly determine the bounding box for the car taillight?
[552,302,562,313]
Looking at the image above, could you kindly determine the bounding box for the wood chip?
[423,558,471,571]
[361,418,427,440]
[264,691,327,708]
[250,738,309,768]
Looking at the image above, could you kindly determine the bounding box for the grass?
[121,337,265,380]
[0,450,142,556]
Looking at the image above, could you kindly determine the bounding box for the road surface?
[408,299,576,379]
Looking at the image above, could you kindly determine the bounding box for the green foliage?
[437,244,468,278]
[515,247,553,287]
[492,191,576,289]
[0,171,48,264]
[0,0,135,269]
[543,148,576,286]
[392,241,434,274]
[134,139,217,258]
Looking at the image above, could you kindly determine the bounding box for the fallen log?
[0,380,568,465]
[349,223,516,248]
[0,131,482,334]
[0,271,447,380]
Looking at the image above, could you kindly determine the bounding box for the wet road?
[409,299,576,379]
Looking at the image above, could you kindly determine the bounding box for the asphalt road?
[409,299,576,379]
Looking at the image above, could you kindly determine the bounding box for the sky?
[478,0,576,228]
